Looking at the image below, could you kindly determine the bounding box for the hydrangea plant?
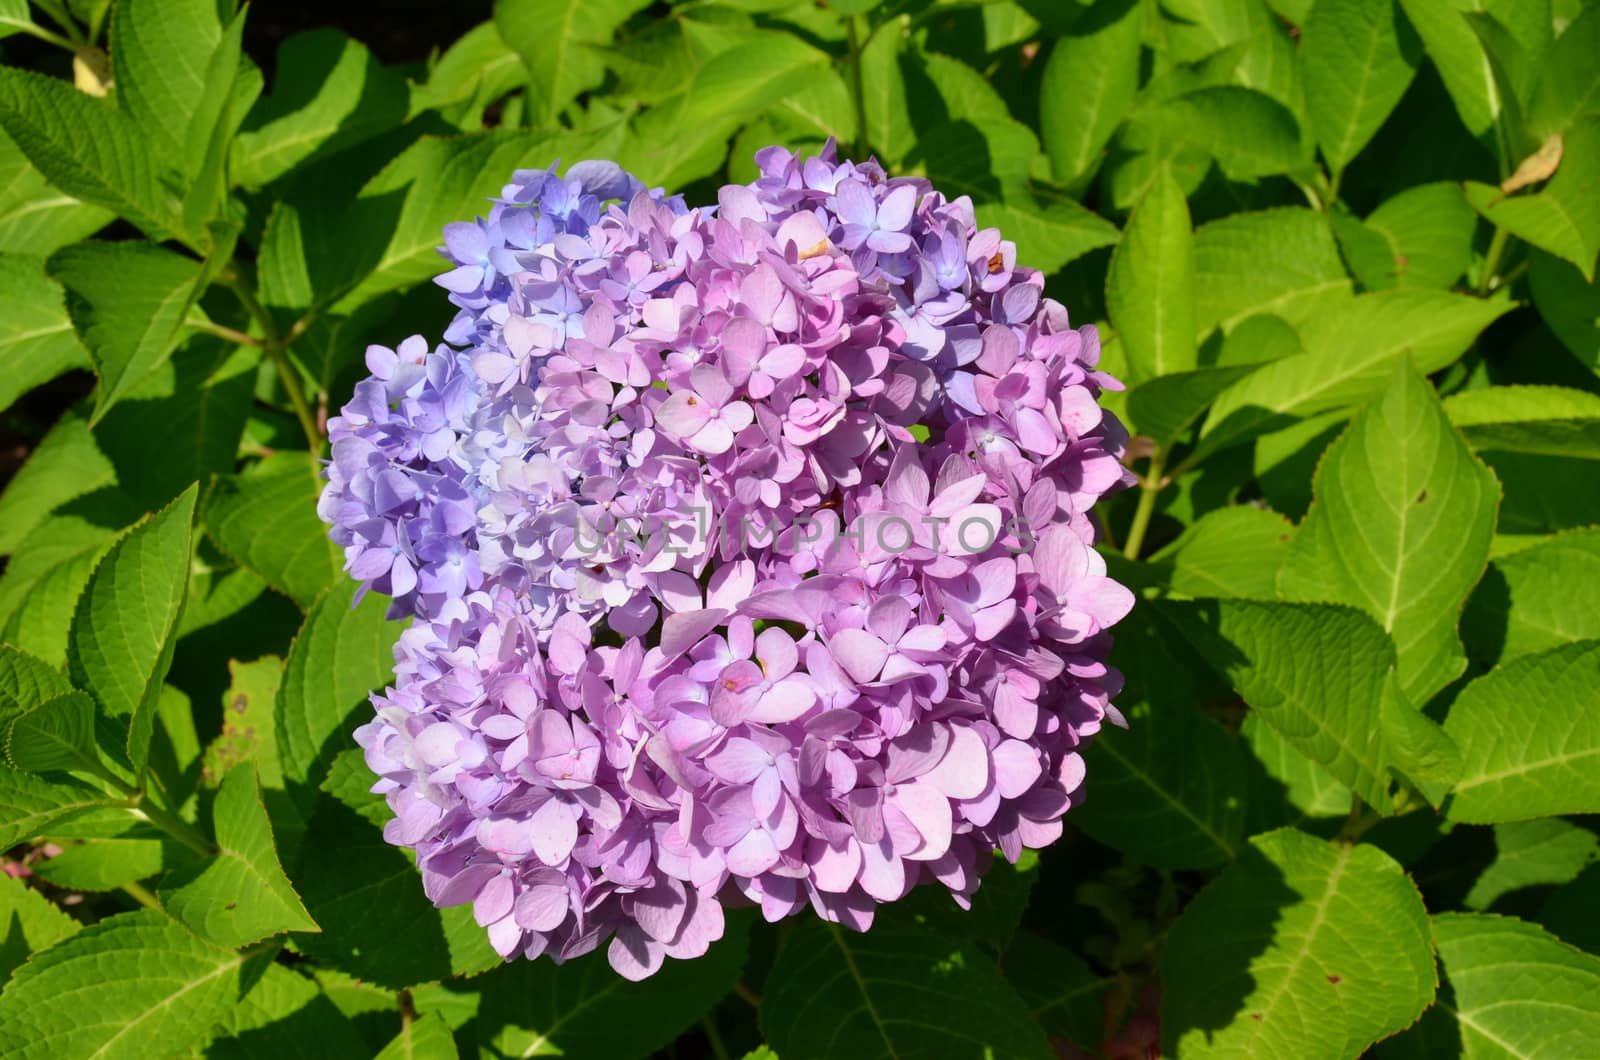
[319,147,1133,977]
[1,0,1599,1057]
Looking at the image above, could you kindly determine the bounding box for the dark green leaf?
[762,916,1053,1059]
[276,580,403,817]
[1076,607,1248,868]
[205,453,341,609]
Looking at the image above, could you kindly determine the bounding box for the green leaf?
[0,67,180,240]
[1528,2,1600,138]
[1202,288,1511,455]
[290,791,498,988]
[1159,0,1280,62]
[160,763,316,947]
[0,873,80,982]
[1465,118,1600,281]
[177,9,251,244]
[474,914,748,1057]
[276,580,403,817]
[0,766,122,849]
[1038,0,1142,190]
[1466,819,1600,911]
[1124,363,1264,446]
[205,963,371,1060]
[0,909,250,1059]
[1422,913,1600,1056]
[858,19,913,166]
[1153,599,1398,811]
[677,32,830,132]
[376,1013,457,1060]
[1149,505,1297,599]
[977,187,1122,275]
[494,0,649,127]
[109,0,224,160]
[1445,384,1600,458]
[1462,528,1600,667]
[232,30,411,189]
[1002,933,1104,1052]
[0,412,115,556]
[205,453,341,610]
[1075,608,1249,868]
[1161,827,1435,1058]
[6,690,99,776]
[0,253,87,416]
[1445,639,1600,823]
[1332,181,1477,290]
[761,916,1053,1060]
[1530,251,1600,373]
[92,339,259,511]
[337,129,610,306]
[67,483,197,775]
[33,833,185,891]
[0,498,130,668]
[1278,357,1499,701]
[0,644,73,725]
[1194,207,1353,338]
[1242,713,1354,823]
[1146,85,1310,181]
[1107,167,1196,383]
[201,657,286,793]
[1302,0,1421,172]
[1399,0,1537,140]
[0,126,113,254]
[1539,862,1600,955]
[47,241,202,423]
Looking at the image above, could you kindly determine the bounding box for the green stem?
[1478,226,1512,296]
[700,1017,731,1060]
[130,797,217,857]
[4,17,76,51]
[1121,448,1167,561]
[845,14,871,160]
[732,981,762,1009]
[222,271,323,453]
[30,0,85,47]
[120,879,163,911]
[188,317,263,349]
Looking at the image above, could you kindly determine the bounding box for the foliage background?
[1,0,1598,1056]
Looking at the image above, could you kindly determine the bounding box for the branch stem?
[1121,447,1167,561]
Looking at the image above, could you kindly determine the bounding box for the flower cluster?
[319,145,1134,980]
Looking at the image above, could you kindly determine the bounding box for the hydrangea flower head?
[319,144,1135,980]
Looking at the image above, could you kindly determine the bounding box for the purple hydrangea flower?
[320,143,1134,980]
